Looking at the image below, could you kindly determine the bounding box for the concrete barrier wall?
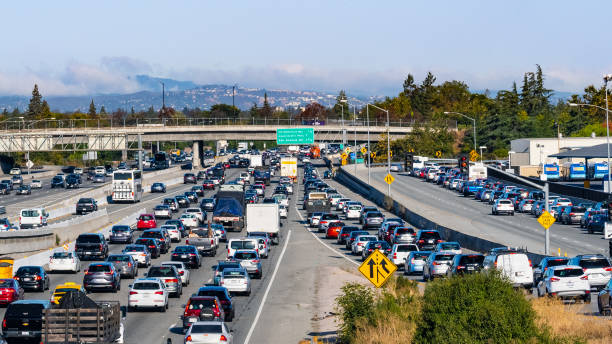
[50,209,110,244]
[335,167,546,264]
[0,229,55,255]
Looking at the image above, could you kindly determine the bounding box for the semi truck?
[246,203,280,245]
[213,188,245,232]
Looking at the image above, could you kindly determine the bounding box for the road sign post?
[358,249,397,288]
[384,173,395,185]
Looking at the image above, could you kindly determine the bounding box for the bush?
[415,271,539,344]
[335,283,376,343]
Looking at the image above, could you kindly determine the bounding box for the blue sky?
[0,0,610,96]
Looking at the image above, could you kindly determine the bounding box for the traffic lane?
[372,169,608,256]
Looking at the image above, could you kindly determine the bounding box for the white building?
[510,136,609,166]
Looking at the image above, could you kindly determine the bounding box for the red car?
[137,214,157,230]
[182,296,225,329]
[202,180,215,190]
[0,279,24,305]
[223,162,230,169]
[326,221,345,239]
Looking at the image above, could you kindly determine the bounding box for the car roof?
[134,277,162,283]
[10,300,52,307]
[549,265,583,271]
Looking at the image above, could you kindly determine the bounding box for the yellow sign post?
[341,153,348,160]
[469,150,479,162]
[435,151,442,158]
[361,147,367,155]
[384,173,395,184]
[358,249,397,288]
[370,152,377,158]
[538,211,556,230]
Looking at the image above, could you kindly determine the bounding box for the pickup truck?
[75,233,109,260]
[304,192,331,216]
[185,229,217,256]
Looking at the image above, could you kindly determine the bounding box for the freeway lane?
[354,165,608,258]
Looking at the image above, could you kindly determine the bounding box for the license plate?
[181,255,187,258]
[467,267,474,270]
[188,318,197,323]
[20,331,29,336]
[515,272,523,276]
[23,278,31,281]
[428,240,434,243]
[85,252,91,255]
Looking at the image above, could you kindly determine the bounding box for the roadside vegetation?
[335,272,611,344]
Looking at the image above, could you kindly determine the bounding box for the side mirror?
[129,284,133,288]
[167,339,172,344]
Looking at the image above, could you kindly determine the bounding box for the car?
[200,198,216,212]
[568,254,612,290]
[92,174,106,183]
[75,233,109,260]
[202,180,215,190]
[196,286,235,321]
[192,185,205,196]
[414,230,443,251]
[361,241,392,261]
[389,227,416,245]
[127,277,169,312]
[184,173,197,184]
[247,233,270,258]
[318,213,340,233]
[50,175,65,188]
[435,241,462,255]
[279,204,288,218]
[15,185,31,195]
[145,265,182,297]
[597,279,612,315]
[152,205,172,220]
[110,225,134,244]
[179,213,199,229]
[219,267,251,296]
[123,244,152,267]
[141,229,171,253]
[345,230,370,250]
[171,245,202,269]
[309,212,323,228]
[161,224,181,242]
[83,262,121,292]
[161,261,190,286]
[136,213,157,230]
[176,195,190,208]
[387,244,419,266]
[559,206,587,225]
[13,266,49,291]
[151,182,166,193]
[30,179,42,189]
[336,226,361,245]
[404,251,432,275]
[351,235,378,255]
[232,249,262,279]
[346,204,362,219]
[533,257,570,287]
[185,191,199,203]
[518,199,535,213]
[362,211,385,230]
[163,198,179,212]
[76,198,98,215]
[134,238,162,259]
[106,254,138,279]
[446,254,485,277]
[423,252,456,281]
[326,221,345,239]
[181,297,226,330]
[213,261,242,286]
[483,249,533,288]
[536,265,590,302]
[166,219,188,237]
[184,321,233,343]
[552,198,573,207]
[51,282,86,304]
[185,207,206,223]
[10,175,23,186]
[48,251,81,273]
[492,199,514,215]
[9,168,21,175]
[1,300,52,343]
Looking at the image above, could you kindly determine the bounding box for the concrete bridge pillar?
[192,141,202,168]
[121,150,128,161]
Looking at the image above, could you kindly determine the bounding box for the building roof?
[549,143,612,159]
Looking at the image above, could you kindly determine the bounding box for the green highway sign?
[276,128,314,145]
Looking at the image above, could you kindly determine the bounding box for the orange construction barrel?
[0,257,14,279]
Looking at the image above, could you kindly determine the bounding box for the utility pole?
[161,82,165,109]
[232,85,236,117]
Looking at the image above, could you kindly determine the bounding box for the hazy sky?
[0,0,610,96]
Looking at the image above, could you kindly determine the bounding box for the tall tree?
[88,99,97,117]
[26,84,43,117]
[249,102,259,117]
[11,108,20,116]
[261,92,273,117]
[41,100,51,117]
[402,74,416,96]
[100,105,107,115]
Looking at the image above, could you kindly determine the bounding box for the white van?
[484,252,533,288]
[19,208,49,229]
[94,166,106,175]
[226,238,259,258]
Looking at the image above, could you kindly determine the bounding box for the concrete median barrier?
[0,229,55,256]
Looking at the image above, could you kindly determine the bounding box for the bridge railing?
[0,117,454,131]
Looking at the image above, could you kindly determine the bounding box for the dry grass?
[532,297,612,343]
[352,312,417,344]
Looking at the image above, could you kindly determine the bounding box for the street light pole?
[354,105,357,175]
[368,103,391,196]
[366,105,371,184]
[444,111,477,152]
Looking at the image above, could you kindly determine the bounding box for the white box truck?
[469,162,487,181]
[246,204,280,245]
[250,154,263,168]
[280,157,298,182]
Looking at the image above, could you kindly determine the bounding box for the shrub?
[415,271,539,344]
[335,282,375,343]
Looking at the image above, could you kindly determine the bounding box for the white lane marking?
[294,206,359,267]
[243,229,292,344]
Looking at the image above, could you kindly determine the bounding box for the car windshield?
[413,253,431,260]
[133,282,161,290]
[21,210,40,217]
[553,268,583,277]
[139,215,153,221]
[77,235,101,243]
[545,258,569,267]
[142,232,162,239]
[223,270,246,278]
[234,251,257,260]
[113,172,132,180]
[367,212,383,218]
[459,255,485,265]
[88,264,111,273]
[579,258,610,269]
[434,254,454,261]
[108,255,130,262]
[17,267,40,274]
[359,236,377,241]
[174,246,193,253]
[420,232,441,240]
[395,227,414,235]
[231,241,256,250]
[148,267,175,277]
[124,246,145,252]
[440,243,460,250]
[52,252,72,259]
[190,324,223,334]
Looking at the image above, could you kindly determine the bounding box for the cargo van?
[19,208,49,229]
[483,251,533,288]
[226,238,258,258]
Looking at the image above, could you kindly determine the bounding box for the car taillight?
[433,261,440,265]
[528,260,532,267]
[35,275,42,281]
[457,265,465,270]
[185,335,192,342]
[99,244,103,251]
[179,271,184,275]
[605,267,612,272]
[220,334,228,342]
[172,253,179,257]
[155,291,164,295]
[580,275,588,280]
[550,277,560,282]
[128,262,132,267]
[418,240,424,243]
[129,291,138,295]
[105,272,113,275]
[253,259,260,263]
[392,253,397,259]
[167,279,178,283]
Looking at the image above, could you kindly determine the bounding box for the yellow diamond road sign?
[384,173,395,184]
[361,147,367,154]
[341,153,348,160]
[538,210,555,230]
[359,249,397,288]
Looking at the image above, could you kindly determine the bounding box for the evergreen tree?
[11,108,20,116]
[41,100,51,117]
[261,92,273,117]
[332,90,348,117]
[88,99,97,117]
[26,84,43,117]
[402,74,416,96]
[100,106,107,115]
[249,102,259,117]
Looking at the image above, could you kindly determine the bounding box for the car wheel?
[588,227,593,234]
[584,296,592,304]
[511,212,514,216]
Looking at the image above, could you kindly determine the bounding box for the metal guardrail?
[0,117,451,131]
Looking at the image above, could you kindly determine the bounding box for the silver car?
[184,321,233,344]
[232,250,262,279]
[423,252,456,280]
[145,265,182,297]
[220,267,251,295]
[106,254,138,279]
[351,235,377,255]
[122,244,151,268]
[160,261,190,286]
[404,251,432,275]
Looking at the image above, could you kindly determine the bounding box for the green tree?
[260,92,273,118]
[210,104,240,118]
[26,84,43,117]
[332,90,348,118]
[11,108,20,116]
[1,109,8,117]
[41,100,51,117]
[100,105,107,115]
[249,102,259,118]
[88,99,97,118]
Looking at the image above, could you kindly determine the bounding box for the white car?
[552,198,573,207]
[30,180,42,189]
[161,225,181,242]
[328,194,343,206]
[272,193,289,207]
[387,244,418,267]
[536,265,590,302]
[279,205,288,219]
[161,261,190,286]
[309,213,322,228]
[74,168,83,175]
[220,268,251,295]
[179,213,199,228]
[122,244,151,267]
[185,208,205,223]
[48,251,81,273]
[154,205,172,219]
[9,168,21,175]
[346,205,362,219]
[281,182,293,195]
[351,235,378,255]
[435,242,462,255]
[492,199,514,216]
[127,277,169,312]
[390,164,402,172]
[184,321,233,344]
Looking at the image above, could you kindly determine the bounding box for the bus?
[154,152,169,170]
[561,163,586,181]
[111,170,143,203]
[589,162,609,180]
[542,164,560,181]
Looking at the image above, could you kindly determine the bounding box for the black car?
[2,300,52,343]
[16,185,31,195]
[151,182,166,193]
[134,238,161,258]
[141,229,171,254]
[415,230,443,251]
[183,173,197,184]
[75,233,109,260]
[362,241,392,260]
[447,254,485,277]
[184,191,198,203]
[13,266,49,291]
[165,219,188,237]
[109,225,134,244]
[175,195,189,208]
[0,184,9,195]
[50,175,66,188]
[171,245,201,268]
[196,286,235,321]
[65,174,81,189]
[76,198,98,215]
[197,171,207,180]
[191,185,204,196]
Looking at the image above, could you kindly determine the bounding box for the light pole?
[353,105,357,175]
[508,151,515,171]
[366,105,371,184]
[444,111,477,152]
[479,146,487,162]
[339,99,347,146]
[536,144,545,166]
[368,103,391,196]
